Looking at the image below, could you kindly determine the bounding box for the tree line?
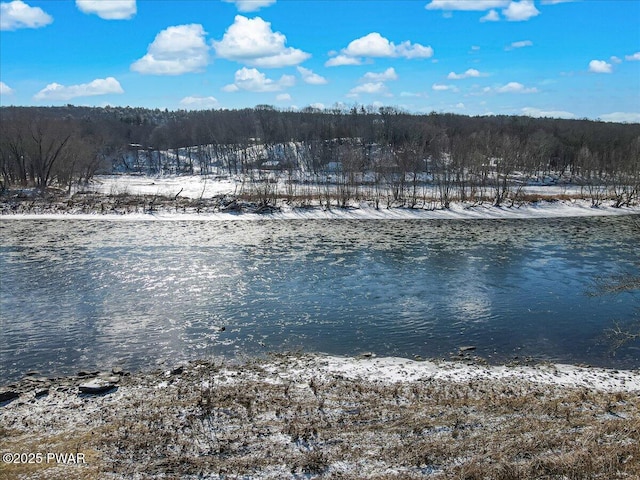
[1,105,638,207]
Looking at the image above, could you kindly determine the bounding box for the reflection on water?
[1,216,639,381]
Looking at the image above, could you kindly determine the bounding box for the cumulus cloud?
[599,112,640,123]
[447,68,483,79]
[362,67,398,82]
[276,93,291,101]
[425,1,509,11]
[502,1,539,21]
[521,107,576,119]
[348,82,388,96]
[75,0,136,20]
[222,0,276,12]
[625,52,640,61]
[33,77,124,101]
[588,60,612,73]
[344,33,393,57]
[297,67,328,85]
[427,1,538,21]
[213,16,309,68]
[131,24,210,75]
[327,32,433,66]
[479,9,500,21]
[495,81,538,93]
[395,42,435,59]
[1,0,52,30]
[610,56,622,64]
[0,81,15,95]
[324,55,362,67]
[506,40,533,50]
[179,96,219,109]
[223,67,295,92]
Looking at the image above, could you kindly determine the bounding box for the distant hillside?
[1,105,638,208]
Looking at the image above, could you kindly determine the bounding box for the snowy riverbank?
[2,174,639,221]
[2,354,639,479]
[2,197,640,221]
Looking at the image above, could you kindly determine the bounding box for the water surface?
[1,216,639,381]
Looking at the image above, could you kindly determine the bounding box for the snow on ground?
[2,354,638,479]
[87,174,239,198]
[87,174,587,200]
[3,198,639,222]
[332,356,640,392]
[262,355,640,393]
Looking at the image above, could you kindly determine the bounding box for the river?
[1,215,638,381]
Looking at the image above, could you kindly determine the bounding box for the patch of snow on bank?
[2,199,639,222]
[265,355,640,393]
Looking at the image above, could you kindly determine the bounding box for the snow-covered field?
[88,173,593,201]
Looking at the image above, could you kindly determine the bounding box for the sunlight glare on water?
[1,216,639,381]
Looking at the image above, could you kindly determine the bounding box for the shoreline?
[2,197,640,221]
[3,353,639,400]
[2,353,639,479]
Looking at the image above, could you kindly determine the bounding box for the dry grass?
[3,355,638,479]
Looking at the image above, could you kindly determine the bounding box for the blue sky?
[1,0,639,122]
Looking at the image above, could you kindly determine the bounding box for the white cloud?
[276,93,291,101]
[625,52,640,61]
[344,32,396,57]
[327,32,433,66]
[588,60,612,73]
[395,41,435,59]
[362,67,398,82]
[521,107,576,119]
[427,0,538,21]
[348,82,387,96]
[479,9,500,21]
[213,15,309,68]
[455,102,465,109]
[425,1,509,11]
[599,112,640,123]
[506,40,533,50]
[0,0,52,30]
[223,67,295,92]
[0,81,15,95]
[447,68,483,79]
[496,82,538,93]
[432,83,459,92]
[222,0,276,12]
[34,77,124,101]
[131,24,210,75]
[502,1,540,21]
[325,55,362,67]
[610,56,622,64]
[76,0,136,20]
[297,66,328,85]
[179,96,218,109]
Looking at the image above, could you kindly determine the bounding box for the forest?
[1,105,639,208]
